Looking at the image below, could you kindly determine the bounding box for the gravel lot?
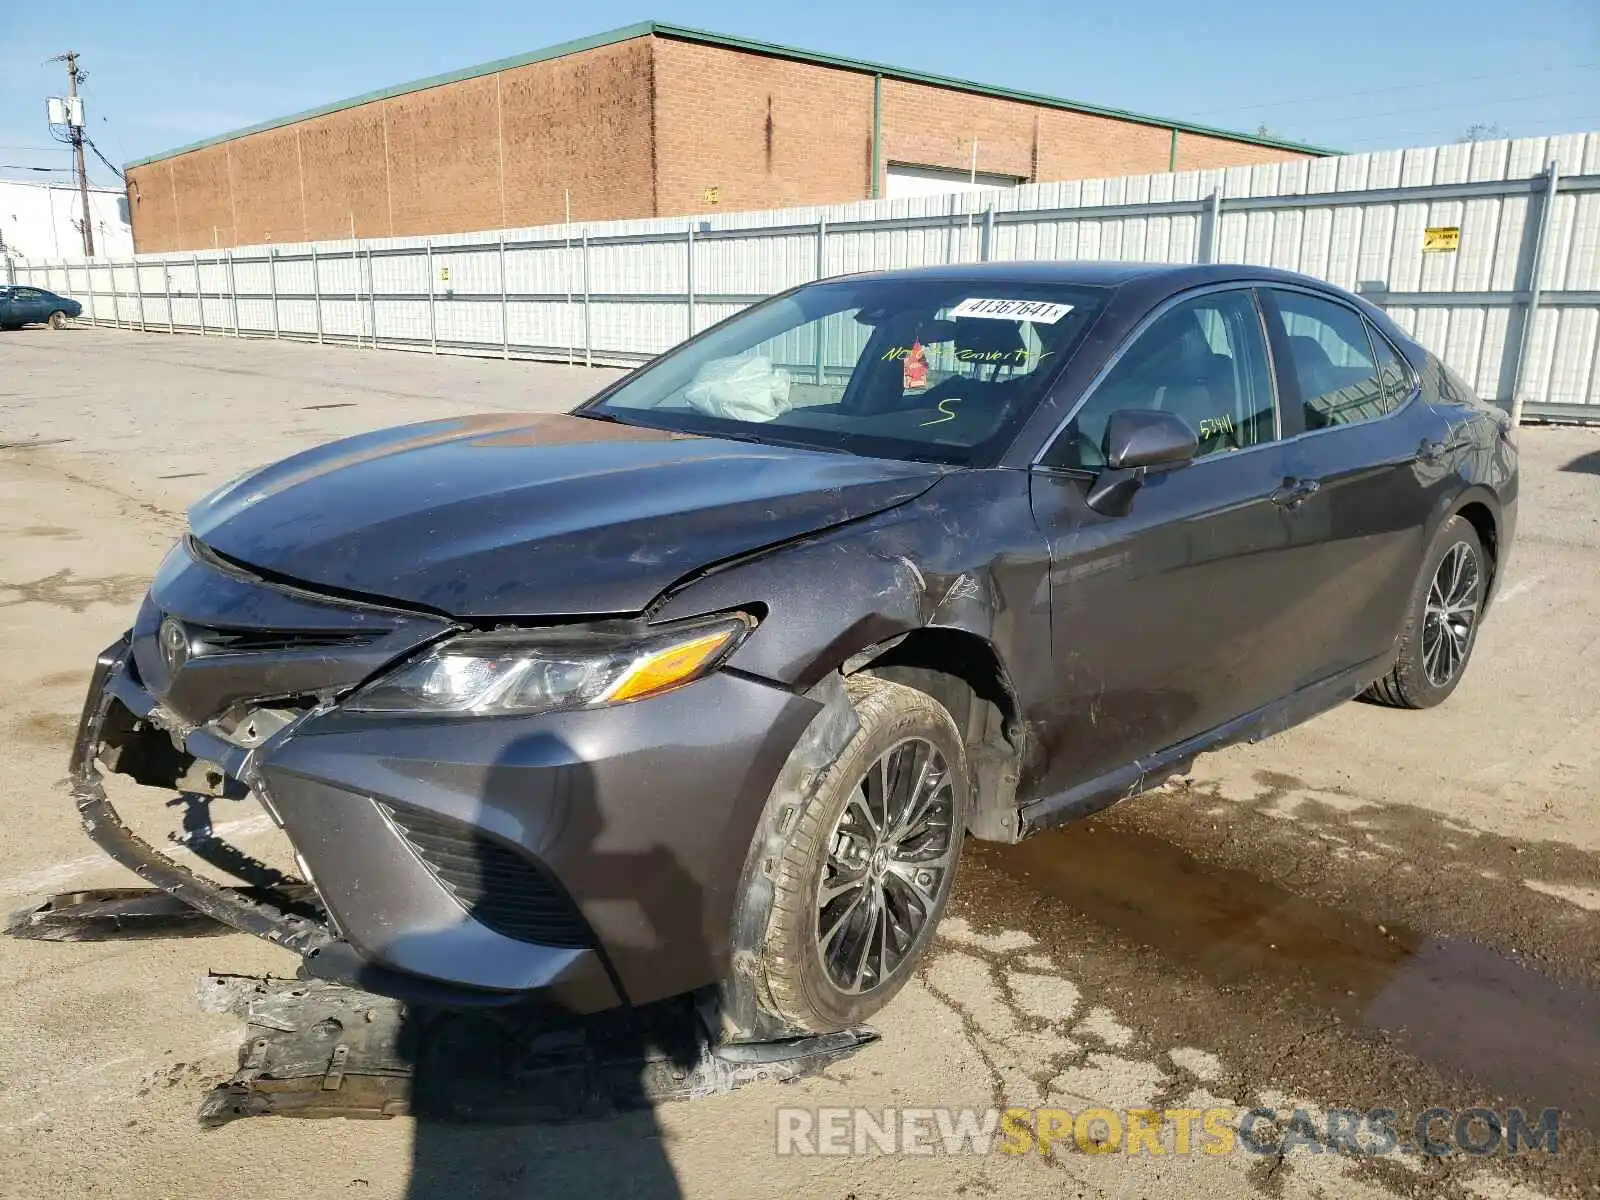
[2,326,1598,1200]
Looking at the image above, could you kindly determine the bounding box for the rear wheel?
[47,310,68,330]
[1366,514,1487,708]
[729,675,968,1033]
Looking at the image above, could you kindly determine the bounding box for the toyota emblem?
[159,616,189,674]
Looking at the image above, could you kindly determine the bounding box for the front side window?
[1046,289,1277,470]
[585,280,1109,465]
[1265,290,1397,430]
[15,288,42,299]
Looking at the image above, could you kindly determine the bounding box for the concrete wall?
[126,33,1315,253]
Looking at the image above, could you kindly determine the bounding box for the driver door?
[1027,286,1310,794]
[11,288,44,324]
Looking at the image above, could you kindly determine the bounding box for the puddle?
[969,822,1600,1130]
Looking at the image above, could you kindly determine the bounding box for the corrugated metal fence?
[7,132,1599,422]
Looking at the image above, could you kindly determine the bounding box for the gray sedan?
[59,262,1516,1037]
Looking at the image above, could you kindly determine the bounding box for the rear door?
[0,288,12,325]
[1259,286,1451,686]
[1029,286,1306,793]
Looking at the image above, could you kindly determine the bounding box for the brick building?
[124,22,1333,253]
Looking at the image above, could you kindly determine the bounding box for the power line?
[83,136,125,182]
[1326,91,1586,126]
[1192,61,1598,117]
[1257,95,1595,150]
[1337,116,1600,149]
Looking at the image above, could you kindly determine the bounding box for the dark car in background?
[65,262,1516,1038]
[0,284,82,329]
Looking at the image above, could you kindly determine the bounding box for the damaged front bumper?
[64,544,821,1014]
[68,635,639,1009]
[68,637,336,958]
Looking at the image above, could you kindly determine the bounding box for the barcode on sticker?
[948,297,1074,324]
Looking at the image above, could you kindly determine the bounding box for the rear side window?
[1265,290,1399,430]
[1369,327,1416,411]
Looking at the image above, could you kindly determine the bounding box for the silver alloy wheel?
[816,736,956,994]
[1422,540,1481,687]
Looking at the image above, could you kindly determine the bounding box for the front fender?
[648,471,1049,695]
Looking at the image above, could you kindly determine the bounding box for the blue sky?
[1,0,1595,187]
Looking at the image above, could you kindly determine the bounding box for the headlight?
[344,613,755,716]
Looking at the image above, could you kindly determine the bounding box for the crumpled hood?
[190,412,946,618]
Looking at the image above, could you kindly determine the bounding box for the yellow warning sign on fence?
[1423,226,1461,253]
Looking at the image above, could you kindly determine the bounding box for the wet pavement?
[953,771,1600,1193]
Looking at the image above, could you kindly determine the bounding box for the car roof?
[842,260,1341,294]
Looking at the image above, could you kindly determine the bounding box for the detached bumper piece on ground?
[197,975,875,1126]
[9,884,875,1126]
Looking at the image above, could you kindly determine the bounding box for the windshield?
[582,278,1110,465]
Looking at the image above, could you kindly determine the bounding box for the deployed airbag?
[684,355,793,422]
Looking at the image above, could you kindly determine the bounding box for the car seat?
[1287,335,1341,427]
[1139,317,1241,454]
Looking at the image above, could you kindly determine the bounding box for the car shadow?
[389,733,719,1200]
[166,792,293,889]
[1560,449,1600,476]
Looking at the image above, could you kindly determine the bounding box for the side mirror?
[1086,409,1199,517]
[1103,409,1199,470]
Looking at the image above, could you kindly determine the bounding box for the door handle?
[1270,477,1320,509]
[1416,438,1447,464]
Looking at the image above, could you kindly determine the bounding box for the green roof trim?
[125,20,1338,169]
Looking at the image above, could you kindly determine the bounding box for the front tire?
[1366,514,1487,708]
[47,310,68,330]
[730,675,969,1034]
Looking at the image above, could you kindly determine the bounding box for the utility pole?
[49,51,94,257]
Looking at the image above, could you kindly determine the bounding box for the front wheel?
[728,675,969,1034]
[1366,514,1488,708]
[47,310,68,330]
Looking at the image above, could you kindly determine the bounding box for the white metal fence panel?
[6,131,1598,420]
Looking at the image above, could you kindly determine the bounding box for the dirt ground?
[1,327,1598,1200]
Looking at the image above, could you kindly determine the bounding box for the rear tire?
[47,310,68,330]
[1365,514,1487,709]
[729,675,969,1034]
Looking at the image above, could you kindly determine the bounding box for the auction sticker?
[949,297,1074,324]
